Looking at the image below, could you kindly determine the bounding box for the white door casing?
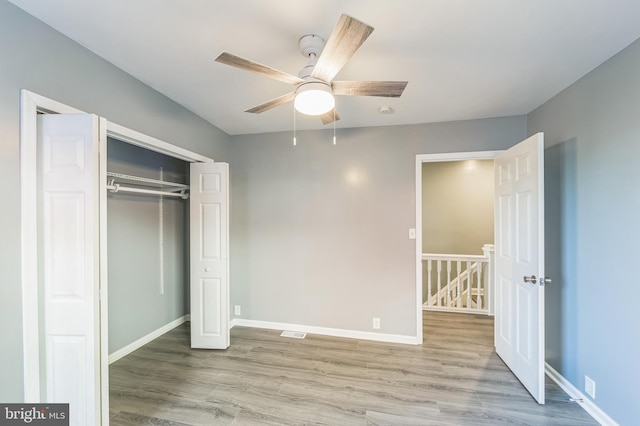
[37,114,104,425]
[494,133,545,403]
[98,117,109,426]
[190,162,230,349]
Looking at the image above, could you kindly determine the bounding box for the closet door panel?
[38,114,103,426]
[190,162,229,349]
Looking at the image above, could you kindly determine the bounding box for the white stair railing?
[422,244,494,315]
[427,261,479,307]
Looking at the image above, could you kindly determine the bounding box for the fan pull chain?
[333,107,337,145]
[293,102,297,146]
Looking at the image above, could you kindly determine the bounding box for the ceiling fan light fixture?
[294,81,334,116]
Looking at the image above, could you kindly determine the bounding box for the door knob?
[523,275,537,284]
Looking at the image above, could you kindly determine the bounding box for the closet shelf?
[106,171,189,199]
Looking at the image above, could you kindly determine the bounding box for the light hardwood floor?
[109,311,597,425]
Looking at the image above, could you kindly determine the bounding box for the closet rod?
[106,171,189,190]
[107,183,189,199]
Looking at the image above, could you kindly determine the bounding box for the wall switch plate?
[234,305,241,316]
[585,375,596,399]
[409,228,416,240]
[372,317,381,329]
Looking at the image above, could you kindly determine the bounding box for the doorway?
[421,159,495,314]
[415,151,500,341]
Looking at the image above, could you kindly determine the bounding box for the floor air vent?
[280,331,306,339]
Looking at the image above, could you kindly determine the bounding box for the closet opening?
[21,88,230,424]
[106,137,191,362]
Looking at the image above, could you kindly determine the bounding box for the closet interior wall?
[107,137,190,354]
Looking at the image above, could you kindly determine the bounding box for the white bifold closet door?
[37,113,104,425]
[190,162,230,349]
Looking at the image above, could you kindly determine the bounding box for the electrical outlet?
[585,375,596,399]
[234,305,241,316]
[372,317,381,329]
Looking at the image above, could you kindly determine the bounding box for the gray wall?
[0,0,230,402]
[422,160,494,255]
[229,118,525,337]
[528,37,640,425]
[107,139,189,353]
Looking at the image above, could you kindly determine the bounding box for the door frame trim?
[20,90,212,417]
[415,150,501,343]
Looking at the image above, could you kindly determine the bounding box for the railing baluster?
[437,260,442,307]
[456,260,462,308]
[477,261,483,310]
[427,260,432,306]
[446,260,452,307]
[466,261,472,309]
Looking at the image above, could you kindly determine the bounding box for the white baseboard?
[108,315,188,364]
[231,318,420,345]
[545,363,618,426]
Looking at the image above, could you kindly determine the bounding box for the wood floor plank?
[110,411,193,426]
[109,311,598,425]
[366,409,443,426]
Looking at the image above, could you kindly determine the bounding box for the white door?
[494,133,545,403]
[190,162,230,349]
[38,114,104,425]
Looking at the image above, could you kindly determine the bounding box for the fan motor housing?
[298,34,325,79]
[299,34,325,58]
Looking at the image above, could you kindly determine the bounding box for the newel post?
[483,244,496,316]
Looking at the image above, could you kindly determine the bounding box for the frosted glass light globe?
[294,82,335,115]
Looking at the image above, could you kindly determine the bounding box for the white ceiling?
[9,0,640,135]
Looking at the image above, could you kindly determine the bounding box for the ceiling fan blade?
[332,81,408,97]
[245,92,296,114]
[320,108,341,125]
[311,14,374,82]
[216,52,304,85]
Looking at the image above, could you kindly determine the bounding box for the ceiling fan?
[215,14,408,125]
